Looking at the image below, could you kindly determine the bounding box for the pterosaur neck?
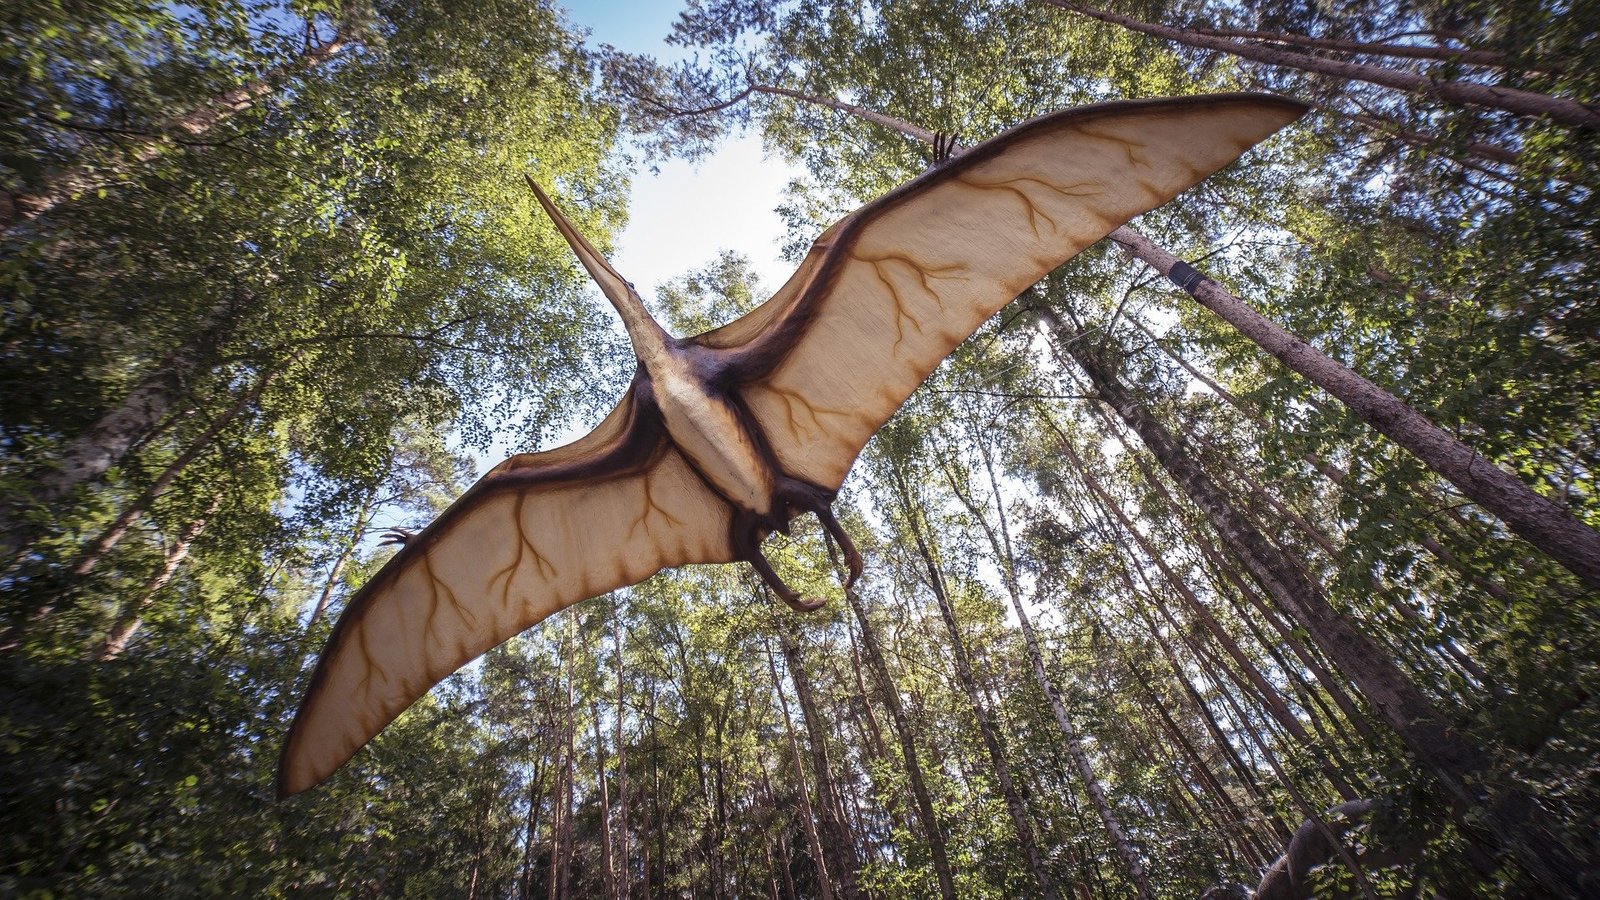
[611,288,673,364]
[525,176,673,362]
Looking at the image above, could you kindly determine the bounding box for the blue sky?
[560,1,803,297]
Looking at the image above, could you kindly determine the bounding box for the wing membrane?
[279,393,734,796]
[717,94,1304,488]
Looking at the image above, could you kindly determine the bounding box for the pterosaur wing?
[279,391,735,796]
[700,94,1305,489]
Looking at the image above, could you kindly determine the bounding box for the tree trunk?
[593,700,618,900]
[1,33,351,231]
[776,628,864,900]
[1040,1,1600,129]
[612,610,631,900]
[1166,20,1526,71]
[0,304,242,563]
[91,495,218,661]
[840,582,959,899]
[1042,306,1596,895]
[1104,225,1600,591]
[889,464,1065,900]
[308,489,380,628]
[940,436,1155,898]
[67,370,270,579]
[768,649,838,900]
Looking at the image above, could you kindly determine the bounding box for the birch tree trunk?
[840,581,959,899]
[67,371,271,580]
[1103,226,1600,591]
[940,436,1155,897]
[776,628,864,900]
[889,464,1065,900]
[768,650,837,900]
[0,303,243,562]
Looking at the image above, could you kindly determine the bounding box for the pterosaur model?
[279,94,1305,796]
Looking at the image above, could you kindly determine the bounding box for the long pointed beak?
[524,176,639,312]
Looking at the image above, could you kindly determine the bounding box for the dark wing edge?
[278,390,736,797]
[696,93,1306,489]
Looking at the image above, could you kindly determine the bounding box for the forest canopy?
[2,0,1597,896]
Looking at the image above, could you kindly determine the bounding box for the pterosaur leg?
[814,505,863,588]
[733,510,825,613]
[776,476,864,591]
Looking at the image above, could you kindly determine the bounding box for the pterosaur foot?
[733,510,825,613]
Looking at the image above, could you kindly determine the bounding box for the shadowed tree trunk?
[612,610,631,900]
[592,698,618,900]
[0,302,248,564]
[1042,304,1595,895]
[91,495,218,661]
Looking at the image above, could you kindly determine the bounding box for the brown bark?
[1,33,350,231]
[1040,1,1600,129]
[1044,307,1596,895]
[890,464,1065,900]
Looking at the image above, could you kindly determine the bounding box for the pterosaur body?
[280,94,1306,796]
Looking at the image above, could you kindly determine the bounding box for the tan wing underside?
[739,96,1303,489]
[280,437,734,796]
